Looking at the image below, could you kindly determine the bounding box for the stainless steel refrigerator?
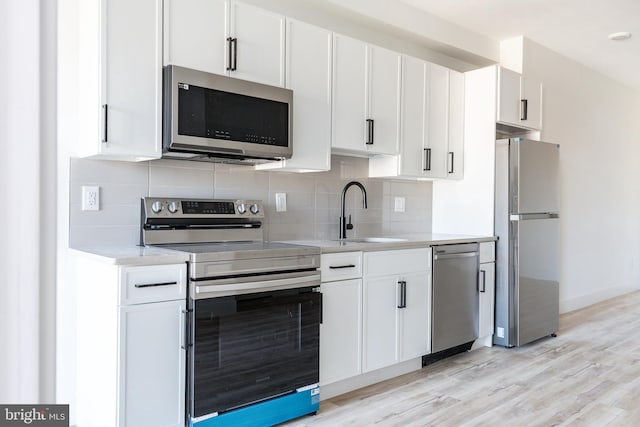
[494,138,560,347]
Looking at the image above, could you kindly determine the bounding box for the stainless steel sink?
[338,237,408,243]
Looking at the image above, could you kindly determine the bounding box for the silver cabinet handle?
[180,309,187,350]
[102,104,108,143]
[448,152,454,174]
[134,281,177,288]
[433,252,478,260]
[480,269,486,293]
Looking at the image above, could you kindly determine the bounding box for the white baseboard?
[320,358,422,401]
[560,285,638,314]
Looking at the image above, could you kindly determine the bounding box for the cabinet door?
[478,262,496,338]
[521,77,542,130]
[399,56,428,177]
[366,45,401,155]
[332,34,367,152]
[163,0,228,75]
[447,70,464,179]
[94,0,162,160]
[320,279,362,385]
[398,271,431,360]
[257,19,332,172]
[424,63,449,179]
[363,276,398,372]
[118,300,186,427]
[229,1,285,87]
[497,67,521,126]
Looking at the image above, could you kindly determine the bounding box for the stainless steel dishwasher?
[431,243,480,353]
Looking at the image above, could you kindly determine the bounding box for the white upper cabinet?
[426,63,450,179]
[447,70,465,179]
[164,0,285,87]
[256,19,332,172]
[163,0,228,76]
[228,2,285,87]
[332,34,400,156]
[397,55,429,178]
[76,0,162,161]
[520,76,542,129]
[497,67,542,130]
[332,35,367,153]
[367,45,402,155]
[369,57,464,180]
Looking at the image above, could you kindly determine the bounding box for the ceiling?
[399,0,640,91]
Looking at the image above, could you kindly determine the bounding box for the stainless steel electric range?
[141,197,322,427]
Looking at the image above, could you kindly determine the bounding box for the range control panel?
[142,197,264,218]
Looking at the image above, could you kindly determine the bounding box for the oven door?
[189,283,321,420]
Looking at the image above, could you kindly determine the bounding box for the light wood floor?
[285,291,640,426]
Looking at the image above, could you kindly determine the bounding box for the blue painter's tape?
[191,386,320,427]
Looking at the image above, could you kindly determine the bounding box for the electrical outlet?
[275,192,287,212]
[394,197,405,212]
[496,327,505,338]
[82,186,100,211]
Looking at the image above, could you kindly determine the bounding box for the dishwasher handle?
[433,251,479,260]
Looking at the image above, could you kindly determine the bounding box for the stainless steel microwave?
[163,65,293,164]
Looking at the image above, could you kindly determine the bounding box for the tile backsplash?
[69,155,432,247]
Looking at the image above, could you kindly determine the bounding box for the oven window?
[191,287,320,418]
[178,85,289,147]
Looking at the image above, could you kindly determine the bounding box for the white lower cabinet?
[76,260,187,427]
[363,270,430,372]
[319,252,363,385]
[320,278,362,384]
[319,249,431,385]
[118,300,186,427]
[363,248,431,372]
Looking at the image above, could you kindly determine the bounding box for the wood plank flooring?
[284,291,640,426]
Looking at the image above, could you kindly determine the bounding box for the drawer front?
[120,264,187,305]
[364,248,430,277]
[321,252,362,282]
[480,241,496,263]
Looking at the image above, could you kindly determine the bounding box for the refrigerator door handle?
[510,213,559,221]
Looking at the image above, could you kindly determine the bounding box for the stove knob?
[151,201,163,213]
[249,203,260,215]
[237,203,247,214]
[167,201,179,213]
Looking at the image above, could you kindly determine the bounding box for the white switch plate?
[275,192,287,212]
[82,186,100,211]
[394,197,405,212]
[496,327,505,338]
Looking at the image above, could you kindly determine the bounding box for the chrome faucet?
[340,181,367,239]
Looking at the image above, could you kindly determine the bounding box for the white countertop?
[70,233,495,265]
[70,245,189,266]
[280,233,496,254]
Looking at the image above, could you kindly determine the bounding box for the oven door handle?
[193,273,321,299]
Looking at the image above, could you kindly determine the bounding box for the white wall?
[68,156,433,247]
[522,39,640,312]
[0,0,57,404]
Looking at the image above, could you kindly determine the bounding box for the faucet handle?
[346,214,354,230]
